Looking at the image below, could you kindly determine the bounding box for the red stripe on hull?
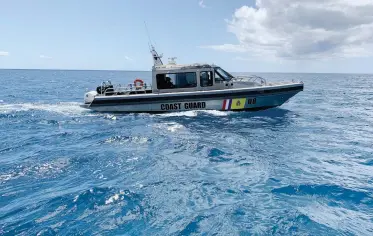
[222,99,227,110]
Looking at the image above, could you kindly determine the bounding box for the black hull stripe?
[90,85,303,106]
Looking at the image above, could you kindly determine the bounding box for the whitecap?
[167,123,185,132]
[105,190,126,205]
[152,122,186,133]
[0,157,71,182]
[157,111,197,117]
[199,109,230,116]
[104,114,117,120]
[104,136,150,145]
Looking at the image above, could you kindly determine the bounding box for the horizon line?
[0,68,372,75]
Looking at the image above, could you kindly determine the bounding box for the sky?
[1,0,373,73]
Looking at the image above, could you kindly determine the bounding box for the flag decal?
[222,98,246,110]
[222,99,232,110]
[231,98,246,110]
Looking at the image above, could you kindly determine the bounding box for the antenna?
[144,22,164,66]
[144,21,153,49]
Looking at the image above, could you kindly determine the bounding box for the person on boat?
[165,77,175,88]
[200,72,213,87]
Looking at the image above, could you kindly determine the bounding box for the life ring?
[134,78,144,89]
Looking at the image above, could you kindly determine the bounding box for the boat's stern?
[79,104,91,109]
[80,90,98,109]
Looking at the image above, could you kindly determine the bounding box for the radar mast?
[144,21,163,66]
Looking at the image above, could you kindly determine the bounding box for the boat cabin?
[95,62,237,97]
[152,62,235,93]
[93,46,260,97]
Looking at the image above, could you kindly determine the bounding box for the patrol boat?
[81,46,303,113]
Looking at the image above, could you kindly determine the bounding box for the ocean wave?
[0,157,71,183]
[152,122,187,133]
[298,203,373,235]
[155,109,230,117]
[102,135,151,145]
[272,184,373,205]
[1,187,145,235]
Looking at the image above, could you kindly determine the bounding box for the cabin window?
[214,67,233,82]
[214,71,224,82]
[156,72,197,89]
[200,71,213,87]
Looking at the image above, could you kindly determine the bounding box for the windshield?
[214,67,234,81]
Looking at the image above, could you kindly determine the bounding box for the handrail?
[98,80,153,96]
[233,75,267,85]
[114,83,152,91]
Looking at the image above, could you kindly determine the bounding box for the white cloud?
[199,44,247,53]
[124,56,133,61]
[199,0,206,8]
[0,51,9,56]
[40,55,52,59]
[201,0,373,59]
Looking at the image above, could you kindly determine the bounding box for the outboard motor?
[84,91,98,104]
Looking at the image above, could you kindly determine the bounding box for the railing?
[233,76,304,86]
[232,75,267,85]
[99,80,152,96]
[114,83,152,92]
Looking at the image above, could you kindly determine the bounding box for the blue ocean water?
[1,69,373,235]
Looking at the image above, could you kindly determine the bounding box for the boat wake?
[156,109,230,117]
[0,102,231,119]
[0,102,95,117]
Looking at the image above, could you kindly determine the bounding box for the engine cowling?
[84,91,98,104]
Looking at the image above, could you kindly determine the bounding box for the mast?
[144,21,163,66]
[150,45,163,66]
